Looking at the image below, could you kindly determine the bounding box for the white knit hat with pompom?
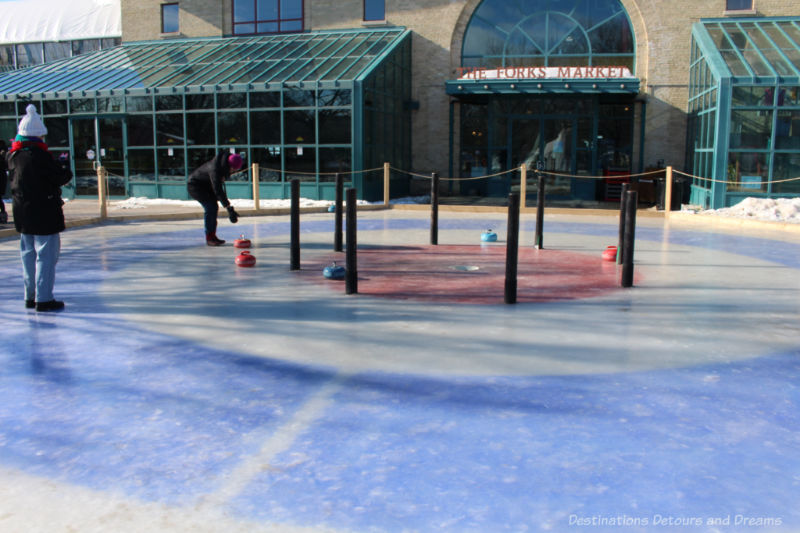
[17,104,48,137]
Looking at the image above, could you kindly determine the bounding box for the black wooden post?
[290,178,300,270]
[345,187,358,294]
[534,172,545,249]
[617,182,629,265]
[430,172,439,245]
[621,189,638,288]
[505,193,520,304]
[334,173,343,252]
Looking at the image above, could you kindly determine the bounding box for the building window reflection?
[726,0,753,11]
[364,0,385,21]
[161,3,180,34]
[232,0,303,35]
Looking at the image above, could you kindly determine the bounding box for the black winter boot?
[206,233,225,246]
[36,300,65,312]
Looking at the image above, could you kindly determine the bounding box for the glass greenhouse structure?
[0,27,412,201]
[687,17,800,209]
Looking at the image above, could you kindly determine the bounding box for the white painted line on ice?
[199,374,346,510]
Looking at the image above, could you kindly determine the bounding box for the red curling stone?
[235,250,256,267]
[602,245,618,262]
[234,235,251,248]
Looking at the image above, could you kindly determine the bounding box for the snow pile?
[112,198,198,209]
[389,195,430,204]
[702,197,800,224]
[105,195,800,224]
[110,197,373,210]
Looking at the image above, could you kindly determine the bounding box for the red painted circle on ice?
[301,245,634,304]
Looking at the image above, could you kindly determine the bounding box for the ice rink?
[1,208,799,532]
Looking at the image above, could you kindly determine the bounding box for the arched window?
[462,0,634,70]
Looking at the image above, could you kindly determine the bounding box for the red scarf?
[10,138,48,153]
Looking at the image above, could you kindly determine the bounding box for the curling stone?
[323,261,345,280]
[328,204,336,213]
[235,250,256,267]
[234,234,251,248]
[602,245,618,262]
[481,229,498,242]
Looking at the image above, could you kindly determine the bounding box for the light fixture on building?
[537,83,542,89]
[565,83,570,89]
[457,85,463,90]
[510,84,516,89]
[592,83,598,89]
[483,84,489,90]
[620,84,626,89]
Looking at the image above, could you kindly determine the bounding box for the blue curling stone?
[323,263,346,279]
[481,230,498,242]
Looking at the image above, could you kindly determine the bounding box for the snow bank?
[106,195,800,224]
[702,197,800,224]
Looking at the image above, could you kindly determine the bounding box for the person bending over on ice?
[7,104,73,312]
[187,151,242,246]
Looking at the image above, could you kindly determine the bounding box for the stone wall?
[122,0,224,42]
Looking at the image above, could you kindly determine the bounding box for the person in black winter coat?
[0,139,8,224]
[7,104,73,312]
[187,151,242,245]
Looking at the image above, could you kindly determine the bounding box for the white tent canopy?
[0,0,120,44]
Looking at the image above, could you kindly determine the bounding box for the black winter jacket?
[7,145,73,235]
[187,151,232,207]
[0,145,7,196]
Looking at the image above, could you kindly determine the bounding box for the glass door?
[511,117,541,170]
[70,116,126,197]
[510,116,578,201]
[99,118,125,196]
[71,118,97,196]
[541,118,574,196]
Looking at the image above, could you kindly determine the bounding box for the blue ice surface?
[0,216,799,530]
[0,226,333,504]
[229,352,800,532]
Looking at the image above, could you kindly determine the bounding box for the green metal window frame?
[0,28,412,201]
[0,38,121,70]
[461,0,636,71]
[687,17,800,209]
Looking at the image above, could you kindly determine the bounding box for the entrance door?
[511,117,540,171]
[71,117,126,197]
[541,118,574,196]
[510,116,576,200]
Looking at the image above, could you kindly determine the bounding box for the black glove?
[226,205,239,223]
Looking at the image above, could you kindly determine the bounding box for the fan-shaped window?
[462,0,634,71]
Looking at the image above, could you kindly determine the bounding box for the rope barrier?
[101,163,800,187]
[537,168,667,180]
[673,169,800,186]
[256,166,384,177]
[394,166,670,182]
[390,166,518,181]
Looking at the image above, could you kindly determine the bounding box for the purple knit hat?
[228,153,243,171]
